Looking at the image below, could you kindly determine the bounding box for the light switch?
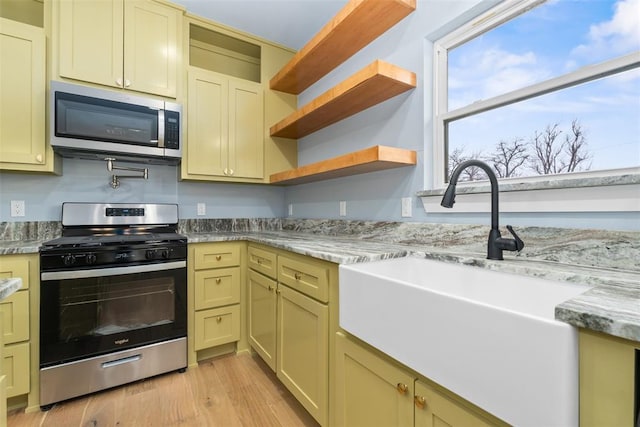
[339,201,346,216]
[197,203,206,216]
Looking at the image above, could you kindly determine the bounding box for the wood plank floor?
[7,353,319,427]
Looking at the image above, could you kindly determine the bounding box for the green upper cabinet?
[180,17,297,183]
[0,17,56,173]
[55,0,182,98]
[184,68,264,181]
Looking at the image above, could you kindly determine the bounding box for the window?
[433,0,640,186]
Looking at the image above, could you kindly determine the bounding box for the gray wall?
[0,158,285,221]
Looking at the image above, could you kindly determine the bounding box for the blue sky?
[447,0,640,174]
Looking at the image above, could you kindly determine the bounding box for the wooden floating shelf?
[270,60,416,139]
[269,145,416,185]
[270,0,416,94]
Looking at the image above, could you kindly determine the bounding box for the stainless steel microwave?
[50,81,182,164]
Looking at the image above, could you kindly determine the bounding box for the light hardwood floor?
[7,353,319,427]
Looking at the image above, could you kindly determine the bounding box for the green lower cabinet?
[579,329,639,427]
[277,284,328,425]
[248,244,335,426]
[334,332,414,427]
[334,332,506,427]
[414,380,495,427]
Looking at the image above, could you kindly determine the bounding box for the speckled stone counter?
[1,219,639,342]
[0,277,22,300]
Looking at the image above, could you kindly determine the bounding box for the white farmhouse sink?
[339,256,593,427]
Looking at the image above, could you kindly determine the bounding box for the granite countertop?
[187,223,640,343]
[2,219,638,342]
[0,277,22,300]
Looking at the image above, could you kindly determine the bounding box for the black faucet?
[440,159,524,260]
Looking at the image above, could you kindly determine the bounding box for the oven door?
[40,261,186,368]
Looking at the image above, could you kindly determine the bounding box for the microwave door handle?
[157,109,165,148]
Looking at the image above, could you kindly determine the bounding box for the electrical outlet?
[10,200,25,217]
[339,201,347,217]
[288,203,293,216]
[197,203,206,216]
[401,197,412,218]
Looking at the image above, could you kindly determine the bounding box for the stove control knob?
[86,253,97,265]
[63,254,76,266]
[160,249,170,259]
[145,249,157,260]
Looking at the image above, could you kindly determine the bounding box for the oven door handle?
[41,260,186,281]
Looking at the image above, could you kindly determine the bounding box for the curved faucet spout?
[441,160,499,230]
[440,159,524,260]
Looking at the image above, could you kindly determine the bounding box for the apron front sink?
[339,256,593,427]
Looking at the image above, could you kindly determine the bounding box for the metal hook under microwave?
[49,81,182,165]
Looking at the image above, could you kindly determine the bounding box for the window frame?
[429,0,640,213]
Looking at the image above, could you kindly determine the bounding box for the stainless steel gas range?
[39,203,187,410]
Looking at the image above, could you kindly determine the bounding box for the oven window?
[59,277,175,341]
[41,267,186,367]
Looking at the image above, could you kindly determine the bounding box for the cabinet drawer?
[3,341,29,398]
[278,255,329,302]
[0,290,29,344]
[194,267,240,310]
[193,243,241,270]
[0,256,30,290]
[194,305,240,351]
[248,246,277,279]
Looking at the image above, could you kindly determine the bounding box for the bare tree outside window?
[448,120,593,182]
[447,146,486,181]
[530,123,564,175]
[488,138,529,178]
[562,119,592,173]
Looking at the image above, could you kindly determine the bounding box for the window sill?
[418,170,640,213]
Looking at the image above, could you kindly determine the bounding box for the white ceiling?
[170,0,350,50]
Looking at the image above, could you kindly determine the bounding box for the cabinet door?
[124,0,179,97]
[58,0,123,89]
[0,18,46,167]
[277,285,328,426]
[415,380,493,427]
[194,267,240,310]
[335,333,414,427]
[228,79,264,179]
[580,330,638,427]
[0,318,4,423]
[248,269,277,371]
[2,342,29,398]
[187,69,228,177]
[0,374,6,424]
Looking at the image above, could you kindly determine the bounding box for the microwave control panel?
[165,110,180,149]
